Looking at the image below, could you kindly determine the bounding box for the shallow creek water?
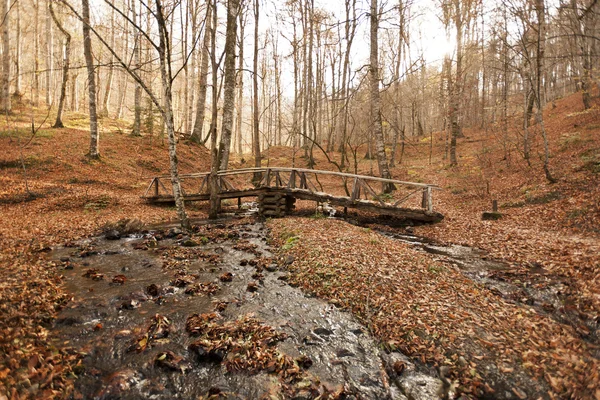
[379,230,599,354]
[51,219,443,399]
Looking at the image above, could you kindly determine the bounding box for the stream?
[50,217,444,400]
[378,229,599,356]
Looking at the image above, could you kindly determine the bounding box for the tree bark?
[1,0,10,113]
[218,0,240,170]
[369,0,393,192]
[132,1,142,135]
[14,0,22,100]
[101,4,115,117]
[49,0,70,128]
[33,0,40,107]
[82,0,99,158]
[252,0,261,181]
[45,0,53,106]
[235,9,245,155]
[156,0,191,229]
[208,0,220,219]
[191,0,212,145]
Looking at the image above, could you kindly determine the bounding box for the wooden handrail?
[147,167,441,190]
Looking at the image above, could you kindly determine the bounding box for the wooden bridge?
[142,167,444,223]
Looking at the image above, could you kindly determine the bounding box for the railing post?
[421,187,433,212]
[289,170,296,188]
[350,177,360,202]
[154,178,159,197]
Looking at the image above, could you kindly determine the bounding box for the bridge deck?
[142,167,443,223]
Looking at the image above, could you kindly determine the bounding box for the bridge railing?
[143,167,441,212]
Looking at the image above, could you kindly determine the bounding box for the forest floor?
[0,90,599,399]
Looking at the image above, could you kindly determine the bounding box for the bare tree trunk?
[82,0,99,158]
[449,0,464,166]
[132,1,142,135]
[218,0,240,170]
[534,0,555,183]
[49,1,70,128]
[156,0,191,229]
[191,0,212,144]
[1,0,10,113]
[33,0,40,107]
[116,0,129,119]
[14,0,22,100]
[252,0,261,180]
[101,5,115,116]
[369,0,393,192]
[45,0,53,106]
[339,0,356,168]
[235,9,245,155]
[208,0,220,219]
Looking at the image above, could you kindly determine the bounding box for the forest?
[0,0,599,399]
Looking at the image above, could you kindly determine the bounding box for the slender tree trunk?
[49,1,71,128]
[45,0,53,106]
[235,10,245,155]
[82,0,99,158]
[14,0,22,100]
[156,0,190,229]
[34,0,40,107]
[1,0,10,113]
[132,2,142,135]
[218,0,240,170]
[449,0,463,166]
[208,0,220,218]
[191,1,212,144]
[101,5,115,116]
[369,0,393,192]
[252,0,261,180]
[116,0,129,119]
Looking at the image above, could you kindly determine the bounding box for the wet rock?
[350,328,364,336]
[247,282,259,292]
[189,343,225,363]
[296,355,313,369]
[302,336,320,346]
[82,268,104,281]
[219,272,233,282]
[59,256,70,262]
[111,275,127,285]
[240,259,249,266]
[105,230,121,240]
[336,348,354,358]
[283,255,295,265]
[121,266,130,272]
[182,239,199,247]
[313,327,333,336]
[119,299,141,310]
[398,372,443,400]
[165,227,183,238]
[146,284,161,297]
[265,263,278,272]
[154,351,189,372]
